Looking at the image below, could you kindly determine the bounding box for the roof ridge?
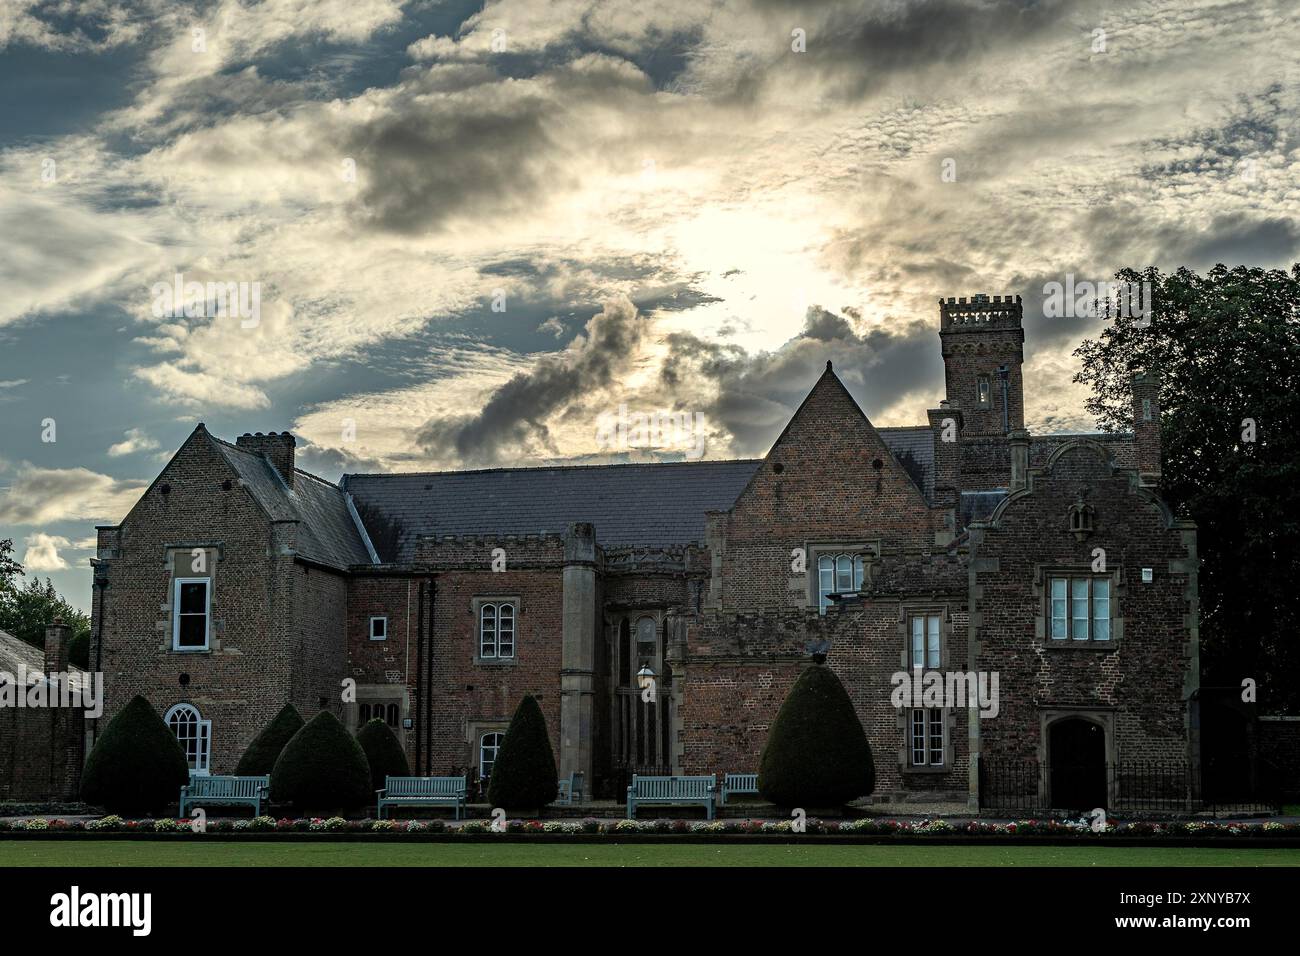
[343,458,764,480]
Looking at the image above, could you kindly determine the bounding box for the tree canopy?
[1074,264,1300,709]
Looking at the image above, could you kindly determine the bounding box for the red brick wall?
[715,368,941,612]
[971,442,1196,765]
[94,429,292,774]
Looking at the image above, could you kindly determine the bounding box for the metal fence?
[979,758,1281,814]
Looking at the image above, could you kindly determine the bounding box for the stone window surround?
[472,595,520,665]
[897,603,953,672]
[368,615,388,641]
[346,684,409,736]
[163,544,222,655]
[899,706,956,774]
[1034,564,1124,649]
[803,539,881,610]
[895,603,957,774]
[465,718,510,774]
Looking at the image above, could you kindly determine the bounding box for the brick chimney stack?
[927,404,963,508]
[44,617,70,673]
[236,431,296,487]
[1132,372,1161,486]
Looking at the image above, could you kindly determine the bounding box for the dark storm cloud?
[417,296,644,464]
[746,0,1095,100]
[347,56,652,235]
[662,305,938,454]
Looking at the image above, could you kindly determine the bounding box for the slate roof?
[877,426,934,500]
[343,459,764,564]
[0,628,90,690]
[342,430,939,565]
[209,437,373,570]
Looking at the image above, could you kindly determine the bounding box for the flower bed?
[2,815,1297,843]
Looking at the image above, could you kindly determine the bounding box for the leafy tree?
[0,538,21,594]
[80,695,190,815]
[270,711,372,814]
[235,704,305,776]
[0,573,91,653]
[356,718,411,791]
[1074,264,1300,709]
[759,663,875,807]
[487,695,558,810]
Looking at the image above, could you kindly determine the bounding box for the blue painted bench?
[179,775,269,817]
[377,776,467,820]
[721,772,759,806]
[627,775,716,820]
[554,771,585,806]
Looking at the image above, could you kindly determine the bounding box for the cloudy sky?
[1,0,1297,611]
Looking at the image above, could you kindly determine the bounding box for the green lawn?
[2,841,1298,867]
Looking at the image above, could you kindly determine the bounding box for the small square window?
[369,616,387,641]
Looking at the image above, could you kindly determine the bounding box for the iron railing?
[978,758,1281,814]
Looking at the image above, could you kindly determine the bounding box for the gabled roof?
[1031,433,1137,469]
[208,435,373,570]
[342,459,764,564]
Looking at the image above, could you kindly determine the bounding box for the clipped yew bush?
[356,718,411,791]
[235,703,304,776]
[758,664,875,808]
[270,711,371,814]
[487,695,558,810]
[80,695,190,815]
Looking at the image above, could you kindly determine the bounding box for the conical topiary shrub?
[270,710,372,814]
[80,695,190,815]
[235,703,305,776]
[356,717,411,791]
[758,664,874,808]
[487,695,558,810]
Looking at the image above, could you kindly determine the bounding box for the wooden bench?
[376,776,467,820]
[179,775,269,817]
[554,771,585,806]
[721,772,759,806]
[626,775,716,820]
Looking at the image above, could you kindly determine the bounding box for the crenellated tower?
[938,294,1024,437]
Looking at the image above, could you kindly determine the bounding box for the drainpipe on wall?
[424,577,436,775]
[414,579,424,774]
[998,365,1009,435]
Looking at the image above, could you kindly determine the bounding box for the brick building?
[0,623,88,801]
[86,294,1199,809]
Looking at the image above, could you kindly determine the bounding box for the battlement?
[939,294,1023,330]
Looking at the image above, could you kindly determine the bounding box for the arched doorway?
[1048,717,1106,810]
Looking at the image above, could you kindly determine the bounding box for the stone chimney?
[236,431,296,487]
[44,617,70,673]
[1132,372,1161,486]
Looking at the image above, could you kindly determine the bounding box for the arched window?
[165,703,211,775]
[817,553,869,612]
[480,732,504,780]
[480,603,516,659]
[635,616,658,670]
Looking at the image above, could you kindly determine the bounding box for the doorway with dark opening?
[1049,717,1107,811]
